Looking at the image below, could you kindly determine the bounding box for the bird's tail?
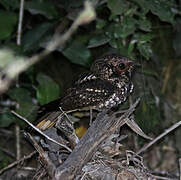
[36,111,62,130]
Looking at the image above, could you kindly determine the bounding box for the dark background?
[0,0,181,177]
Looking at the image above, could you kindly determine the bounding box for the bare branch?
[54,99,140,179]
[0,151,36,175]
[26,133,56,178]
[17,0,24,45]
[11,110,72,152]
[15,125,21,160]
[179,158,181,180]
[137,120,181,155]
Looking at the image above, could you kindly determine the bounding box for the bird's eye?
[119,63,125,70]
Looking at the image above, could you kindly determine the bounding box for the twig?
[11,110,72,152]
[15,0,25,161]
[148,170,179,180]
[151,175,177,180]
[137,120,181,155]
[0,128,13,136]
[17,0,24,45]
[15,125,21,160]
[26,133,56,178]
[179,158,181,180]
[0,1,96,94]
[0,151,36,175]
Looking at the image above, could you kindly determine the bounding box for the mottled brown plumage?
[36,54,135,130]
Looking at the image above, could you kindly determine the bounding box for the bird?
[36,54,135,130]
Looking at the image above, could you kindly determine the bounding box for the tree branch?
[54,99,140,180]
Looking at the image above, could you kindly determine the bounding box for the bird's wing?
[60,77,116,111]
[36,78,116,130]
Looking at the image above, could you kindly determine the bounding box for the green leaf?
[65,0,84,9]
[16,101,37,124]
[106,18,136,39]
[63,41,91,66]
[128,40,136,55]
[22,23,53,52]
[25,0,58,19]
[36,73,60,105]
[109,39,128,56]
[148,0,175,23]
[132,33,153,59]
[0,0,19,10]
[105,23,117,39]
[114,17,136,38]
[109,39,119,49]
[107,0,129,15]
[8,88,38,125]
[137,42,153,60]
[135,0,175,23]
[137,17,152,32]
[0,112,16,127]
[0,10,17,40]
[133,33,153,43]
[8,88,31,102]
[96,19,107,29]
[128,33,153,56]
[88,34,110,48]
[134,0,150,14]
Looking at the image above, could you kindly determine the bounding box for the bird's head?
[91,54,136,79]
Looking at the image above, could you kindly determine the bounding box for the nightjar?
[36,54,135,130]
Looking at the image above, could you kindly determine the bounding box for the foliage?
[0,0,180,133]
[36,73,60,105]
[0,0,181,175]
[0,10,17,40]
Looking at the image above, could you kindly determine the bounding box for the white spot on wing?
[129,83,134,93]
[78,74,97,84]
[86,88,94,92]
